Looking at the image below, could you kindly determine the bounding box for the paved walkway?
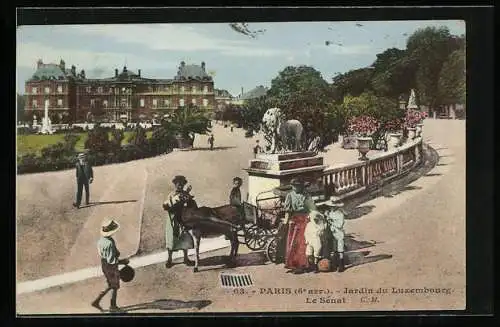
[16,119,466,313]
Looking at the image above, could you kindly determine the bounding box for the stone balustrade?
[322,137,423,201]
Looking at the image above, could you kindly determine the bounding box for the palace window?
[57,99,63,107]
[164,99,169,106]
[179,98,185,107]
[140,99,145,107]
[32,87,38,94]
[192,86,197,93]
[203,98,208,107]
[90,99,95,107]
[192,98,197,105]
[86,86,91,93]
[103,100,108,108]
[32,99,38,108]
[180,86,185,93]
[57,85,63,93]
[98,87,103,94]
[44,87,50,94]
[152,99,158,108]
[203,85,208,94]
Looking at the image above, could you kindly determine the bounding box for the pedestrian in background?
[73,152,93,209]
[253,140,262,158]
[91,218,129,312]
[208,134,215,150]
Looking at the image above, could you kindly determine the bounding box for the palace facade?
[24,59,216,122]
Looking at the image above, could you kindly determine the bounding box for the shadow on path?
[424,173,442,177]
[189,146,237,152]
[120,299,212,312]
[83,200,137,208]
[194,251,268,272]
[345,205,375,220]
[344,251,393,271]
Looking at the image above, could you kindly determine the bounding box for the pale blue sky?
[16,21,465,96]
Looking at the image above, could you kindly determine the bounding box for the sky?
[16,20,465,97]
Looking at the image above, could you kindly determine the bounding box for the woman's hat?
[101,218,120,237]
[290,178,305,186]
[233,177,243,183]
[77,152,86,158]
[172,175,187,185]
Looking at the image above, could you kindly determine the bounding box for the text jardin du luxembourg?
[343,287,453,295]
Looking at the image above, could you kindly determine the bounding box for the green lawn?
[17,131,153,157]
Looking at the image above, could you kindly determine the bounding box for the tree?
[84,124,113,153]
[438,48,466,106]
[331,67,375,102]
[371,49,417,99]
[240,96,271,133]
[267,66,331,106]
[406,26,461,111]
[266,66,337,148]
[169,104,211,145]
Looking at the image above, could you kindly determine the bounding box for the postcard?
[16,17,467,314]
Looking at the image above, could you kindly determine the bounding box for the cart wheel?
[244,225,268,251]
[266,238,278,263]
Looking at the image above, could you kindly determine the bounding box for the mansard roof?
[30,64,69,81]
[174,61,212,81]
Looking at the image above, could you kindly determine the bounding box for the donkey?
[168,195,240,273]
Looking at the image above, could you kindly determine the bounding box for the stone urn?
[407,127,417,140]
[356,137,372,161]
[388,133,402,149]
[416,123,424,137]
[175,135,194,149]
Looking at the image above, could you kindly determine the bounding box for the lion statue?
[262,107,304,153]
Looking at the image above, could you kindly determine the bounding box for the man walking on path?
[73,152,93,209]
[208,134,215,150]
[92,218,129,313]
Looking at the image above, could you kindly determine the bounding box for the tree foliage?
[331,68,375,102]
[438,48,466,105]
[240,96,271,133]
[406,26,462,110]
[266,65,341,149]
[169,104,212,144]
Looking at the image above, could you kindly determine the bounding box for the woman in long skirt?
[162,175,195,268]
[283,178,316,274]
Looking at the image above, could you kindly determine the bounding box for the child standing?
[91,218,129,312]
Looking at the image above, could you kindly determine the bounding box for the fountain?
[39,100,54,134]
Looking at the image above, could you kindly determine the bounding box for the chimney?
[37,59,43,69]
[180,61,185,67]
[201,61,206,71]
[59,59,65,71]
[71,65,76,76]
[115,68,119,77]
[123,66,127,72]
[138,69,141,77]
[241,87,244,97]
[80,69,86,79]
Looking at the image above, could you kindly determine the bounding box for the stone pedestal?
[244,151,326,205]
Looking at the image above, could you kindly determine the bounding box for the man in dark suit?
[73,152,94,209]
